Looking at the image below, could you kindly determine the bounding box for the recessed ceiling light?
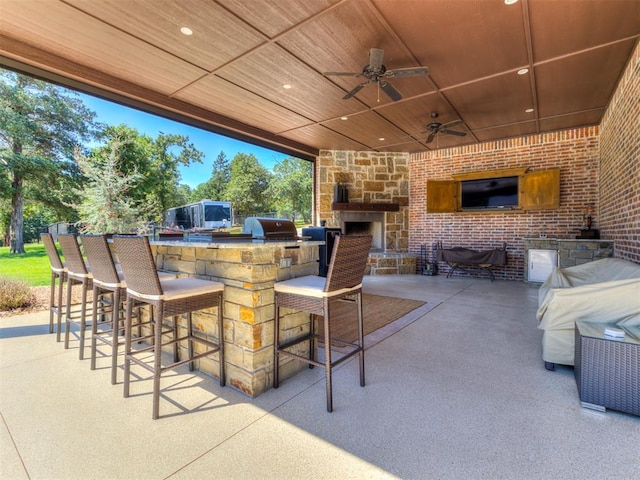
[180,27,193,36]
[504,0,519,4]
[378,137,385,141]
[283,84,292,89]
[340,116,348,120]
[517,68,529,75]
[525,108,534,113]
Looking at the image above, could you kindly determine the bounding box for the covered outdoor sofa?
[536,257,640,369]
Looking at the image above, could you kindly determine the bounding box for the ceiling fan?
[424,113,467,144]
[323,48,429,102]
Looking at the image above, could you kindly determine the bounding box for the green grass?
[0,243,52,286]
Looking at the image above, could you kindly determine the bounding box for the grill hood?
[242,217,298,239]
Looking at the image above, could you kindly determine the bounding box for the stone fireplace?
[315,150,418,274]
[341,211,385,252]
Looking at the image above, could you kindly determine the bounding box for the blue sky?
[79,93,292,188]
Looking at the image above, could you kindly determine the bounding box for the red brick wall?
[409,129,600,280]
[598,40,640,262]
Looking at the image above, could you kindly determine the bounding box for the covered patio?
[2,274,638,479]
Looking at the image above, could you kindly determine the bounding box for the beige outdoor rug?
[318,293,426,343]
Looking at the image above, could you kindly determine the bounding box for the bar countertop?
[151,239,324,248]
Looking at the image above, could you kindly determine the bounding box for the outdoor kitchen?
[149,217,323,397]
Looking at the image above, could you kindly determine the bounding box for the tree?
[268,158,312,223]
[0,69,97,253]
[148,133,203,221]
[225,153,272,217]
[174,184,192,207]
[73,140,144,234]
[191,151,230,202]
[93,125,203,223]
[22,204,57,244]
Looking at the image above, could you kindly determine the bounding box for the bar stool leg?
[55,274,65,341]
[357,293,365,387]
[217,294,225,387]
[64,279,74,347]
[123,298,134,398]
[111,288,121,385]
[273,296,280,389]
[90,285,100,371]
[323,298,333,413]
[48,271,56,334]
[173,315,179,362]
[152,305,165,420]
[78,278,89,360]
[309,314,316,368]
[187,313,194,372]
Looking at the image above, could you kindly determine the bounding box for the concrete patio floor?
[1,274,639,479]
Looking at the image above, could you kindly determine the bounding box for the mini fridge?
[528,249,558,283]
[301,227,341,277]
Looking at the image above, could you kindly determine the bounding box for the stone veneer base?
[367,252,417,275]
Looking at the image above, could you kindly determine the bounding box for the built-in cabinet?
[426,167,560,213]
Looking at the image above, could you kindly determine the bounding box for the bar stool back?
[274,234,372,412]
[113,235,225,419]
[81,234,129,384]
[57,234,93,359]
[41,233,67,339]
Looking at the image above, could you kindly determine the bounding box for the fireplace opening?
[341,212,384,252]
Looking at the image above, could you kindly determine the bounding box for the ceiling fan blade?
[369,48,384,71]
[380,81,402,101]
[441,129,467,137]
[440,119,463,128]
[324,71,362,77]
[386,66,429,78]
[425,132,436,144]
[343,82,367,100]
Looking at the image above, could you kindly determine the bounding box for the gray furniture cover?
[536,257,640,366]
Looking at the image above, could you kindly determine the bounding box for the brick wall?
[599,40,640,262]
[409,128,600,280]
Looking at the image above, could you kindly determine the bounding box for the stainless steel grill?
[243,217,299,240]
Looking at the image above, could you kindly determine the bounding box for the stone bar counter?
[151,239,322,397]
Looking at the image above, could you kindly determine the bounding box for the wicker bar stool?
[57,234,94,359]
[113,235,225,420]
[81,235,176,384]
[41,233,67,338]
[273,234,372,412]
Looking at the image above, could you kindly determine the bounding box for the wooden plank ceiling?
[1,0,639,159]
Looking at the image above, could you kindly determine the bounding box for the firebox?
[341,211,384,251]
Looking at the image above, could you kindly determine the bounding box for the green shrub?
[0,277,35,311]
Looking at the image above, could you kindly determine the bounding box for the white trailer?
[165,200,233,230]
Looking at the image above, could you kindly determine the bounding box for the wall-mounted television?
[460,176,519,210]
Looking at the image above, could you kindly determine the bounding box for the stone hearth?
[367,252,417,275]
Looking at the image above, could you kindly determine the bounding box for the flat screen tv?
[461,176,519,210]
